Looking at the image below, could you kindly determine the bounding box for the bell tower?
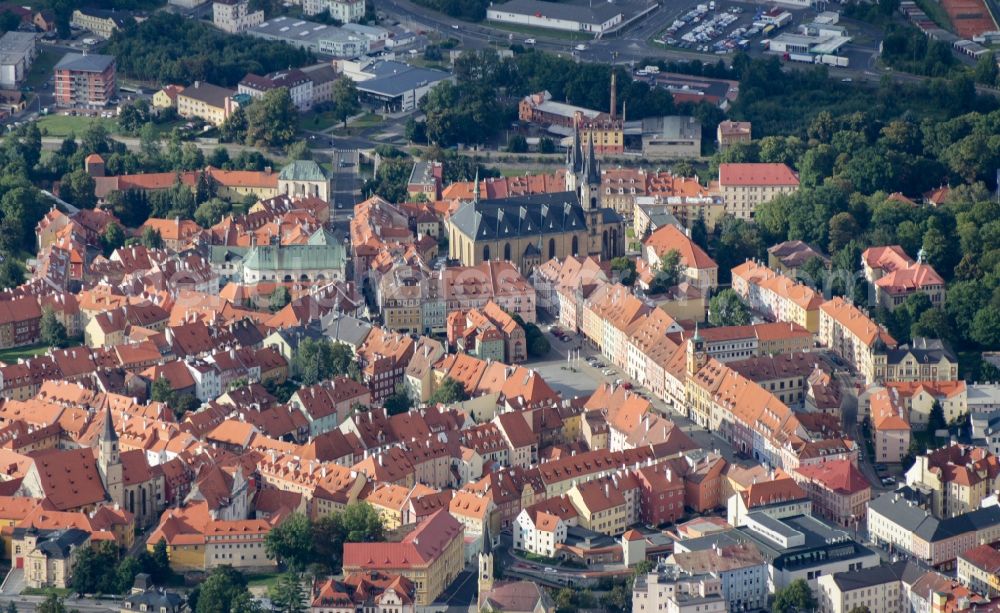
[580,131,600,211]
[478,524,495,597]
[97,405,124,507]
[686,324,707,376]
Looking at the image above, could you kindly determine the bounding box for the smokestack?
[610,72,617,120]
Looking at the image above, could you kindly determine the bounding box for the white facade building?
[303,0,366,23]
[213,0,264,34]
[0,32,36,89]
[487,0,623,34]
[513,508,568,558]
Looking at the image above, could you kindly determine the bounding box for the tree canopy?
[105,13,313,86]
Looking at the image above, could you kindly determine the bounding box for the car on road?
[602,368,615,376]
[543,567,557,573]
[525,38,536,44]
[451,24,459,29]
[881,477,895,486]
[574,43,587,51]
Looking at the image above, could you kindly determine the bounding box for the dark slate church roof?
[450,192,621,241]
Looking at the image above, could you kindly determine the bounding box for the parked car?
[544,567,557,573]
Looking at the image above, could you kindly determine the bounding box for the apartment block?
[54,53,116,108]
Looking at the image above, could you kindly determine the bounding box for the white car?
[574,43,587,51]
[543,567,557,573]
[524,38,536,44]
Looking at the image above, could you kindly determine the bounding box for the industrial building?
[249,16,369,57]
[336,59,452,112]
[487,0,623,34]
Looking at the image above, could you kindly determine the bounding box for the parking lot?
[654,1,760,55]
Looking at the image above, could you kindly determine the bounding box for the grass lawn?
[25,48,60,89]
[245,572,281,590]
[351,112,383,129]
[36,114,118,138]
[499,165,561,177]
[0,343,50,363]
[331,112,384,136]
[487,20,593,42]
[302,108,345,132]
[23,587,72,598]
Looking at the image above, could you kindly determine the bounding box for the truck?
[817,54,849,67]
[762,24,775,36]
[786,52,814,63]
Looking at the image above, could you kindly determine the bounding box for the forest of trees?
[105,13,314,86]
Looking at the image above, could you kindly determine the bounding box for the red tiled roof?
[719,163,799,186]
[342,509,463,569]
[794,459,870,495]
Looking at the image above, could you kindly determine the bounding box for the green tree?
[928,400,946,434]
[971,305,1000,347]
[151,377,174,405]
[828,212,859,254]
[332,76,360,128]
[329,343,353,376]
[974,51,998,86]
[648,249,683,294]
[194,198,232,228]
[505,135,528,153]
[148,539,173,584]
[140,227,164,249]
[525,322,550,358]
[115,556,143,594]
[610,256,637,286]
[0,259,23,290]
[71,540,119,594]
[244,89,299,148]
[265,513,314,571]
[269,573,305,613]
[849,606,872,613]
[709,289,751,327]
[269,286,291,312]
[306,502,385,572]
[59,169,97,209]
[40,308,68,349]
[384,389,413,415]
[911,307,952,343]
[538,137,555,154]
[37,594,65,613]
[291,338,340,385]
[772,579,817,613]
[118,99,151,135]
[195,170,217,203]
[101,222,126,257]
[196,566,251,613]
[429,377,469,404]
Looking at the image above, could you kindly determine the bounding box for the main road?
[375,0,1000,94]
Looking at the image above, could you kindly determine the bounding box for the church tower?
[478,523,495,597]
[565,114,584,194]
[580,132,600,211]
[97,405,124,507]
[686,324,707,376]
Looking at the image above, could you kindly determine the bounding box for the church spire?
[473,168,480,204]
[101,404,117,444]
[569,113,583,174]
[586,129,600,185]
